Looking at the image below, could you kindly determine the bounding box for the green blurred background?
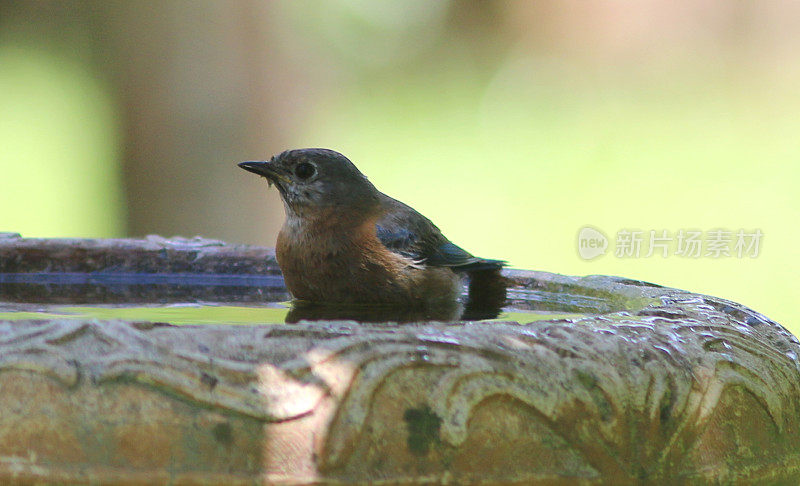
[0,1,797,333]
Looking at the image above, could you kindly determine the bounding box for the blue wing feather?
[375,194,505,272]
[375,225,419,261]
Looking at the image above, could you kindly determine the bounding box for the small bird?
[239,148,505,306]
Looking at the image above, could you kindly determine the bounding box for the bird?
[238,148,505,306]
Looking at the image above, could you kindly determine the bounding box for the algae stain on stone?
[403,405,442,456]
[212,422,234,446]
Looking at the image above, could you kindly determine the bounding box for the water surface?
[0,301,585,325]
[0,271,596,325]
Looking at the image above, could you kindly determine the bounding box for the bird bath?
[0,233,798,484]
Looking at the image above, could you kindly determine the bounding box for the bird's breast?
[275,218,459,304]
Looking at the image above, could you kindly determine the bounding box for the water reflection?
[285,301,463,324]
[0,269,510,324]
[0,273,289,304]
[462,269,509,320]
[287,269,509,324]
[0,272,596,325]
[0,270,608,325]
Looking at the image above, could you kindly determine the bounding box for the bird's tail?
[453,258,506,272]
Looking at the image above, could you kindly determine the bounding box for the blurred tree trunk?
[94,1,293,244]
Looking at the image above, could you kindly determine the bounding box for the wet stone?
[0,236,797,484]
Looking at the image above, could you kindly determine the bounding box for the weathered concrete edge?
[0,235,798,484]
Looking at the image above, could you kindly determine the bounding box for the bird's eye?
[294,162,316,180]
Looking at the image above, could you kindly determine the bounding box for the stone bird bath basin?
[0,234,798,484]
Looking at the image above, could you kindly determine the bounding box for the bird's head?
[239,148,380,221]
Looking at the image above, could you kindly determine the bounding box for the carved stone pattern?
[0,237,797,483]
[0,287,797,482]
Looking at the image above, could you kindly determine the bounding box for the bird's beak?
[238,161,290,187]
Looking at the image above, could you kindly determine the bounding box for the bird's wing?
[375,193,505,272]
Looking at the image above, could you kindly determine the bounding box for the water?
[0,301,585,325]
[0,272,593,325]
